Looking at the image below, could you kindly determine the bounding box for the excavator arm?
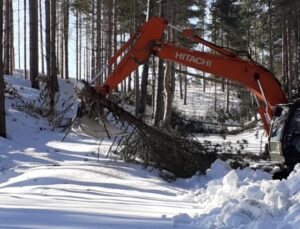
[93,17,287,134]
[153,43,287,133]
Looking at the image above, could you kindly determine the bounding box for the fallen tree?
[78,82,217,178]
[77,82,288,179]
[101,101,218,178]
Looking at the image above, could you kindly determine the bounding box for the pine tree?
[39,0,45,74]
[137,0,153,119]
[45,0,59,112]
[154,0,166,127]
[64,0,69,79]
[24,0,27,79]
[0,0,6,138]
[96,0,102,82]
[4,0,14,75]
[29,0,39,89]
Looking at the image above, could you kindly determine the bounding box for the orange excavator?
[85,17,300,166]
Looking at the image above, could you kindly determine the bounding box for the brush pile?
[77,82,217,178]
[77,82,288,179]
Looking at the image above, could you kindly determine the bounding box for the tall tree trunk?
[106,0,113,76]
[214,82,217,111]
[268,0,273,71]
[91,0,95,78]
[282,15,287,92]
[76,0,79,81]
[225,32,230,113]
[83,36,86,80]
[59,2,64,79]
[297,3,300,87]
[151,56,156,118]
[79,12,82,80]
[86,21,90,81]
[17,0,20,69]
[127,31,132,92]
[39,0,45,74]
[138,63,149,118]
[96,0,102,83]
[138,0,153,118]
[29,0,39,89]
[9,0,13,73]
[133,0,140,116]
[179,75,183,100]
[225,84,230,113]
[254,20,258,62]
[64,0,69,79]
[163,60,175,127]
[154,58,165,126]
[113,0,117,67]
[4,0,11,75]
[51,0,59,89]
[287,14,293,100]
[183,66,187,105]
[0,0,6,138]
[163,0,175,128]
[154,0,166,127]
[221,30,225,92]
[135,69,140,116]
[24,0,27,79]
[45,0,50,80]
[202,45,206,92]
[46,0,59,112]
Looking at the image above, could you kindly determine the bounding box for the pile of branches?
[102,98,217,178]
[5,83,74,129]
[79,83,282,178]
[79,83,217,178]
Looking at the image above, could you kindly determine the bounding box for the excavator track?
[218,152,292,179]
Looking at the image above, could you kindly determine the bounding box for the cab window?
[270,107,288,141]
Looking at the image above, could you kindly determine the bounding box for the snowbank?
[174,160,300,229]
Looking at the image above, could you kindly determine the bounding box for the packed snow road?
[0,159,200,229]
[0,76,200,228]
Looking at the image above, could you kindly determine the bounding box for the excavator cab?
[269,99,300,165]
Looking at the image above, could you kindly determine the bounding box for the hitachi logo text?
[175,52,212,67]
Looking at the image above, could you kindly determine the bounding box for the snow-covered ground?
[0,75,300,229]
[173,74,240,123]
[195,128,267,156]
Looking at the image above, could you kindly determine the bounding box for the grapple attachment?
[75,81,122,139]
[78,116,122,138]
